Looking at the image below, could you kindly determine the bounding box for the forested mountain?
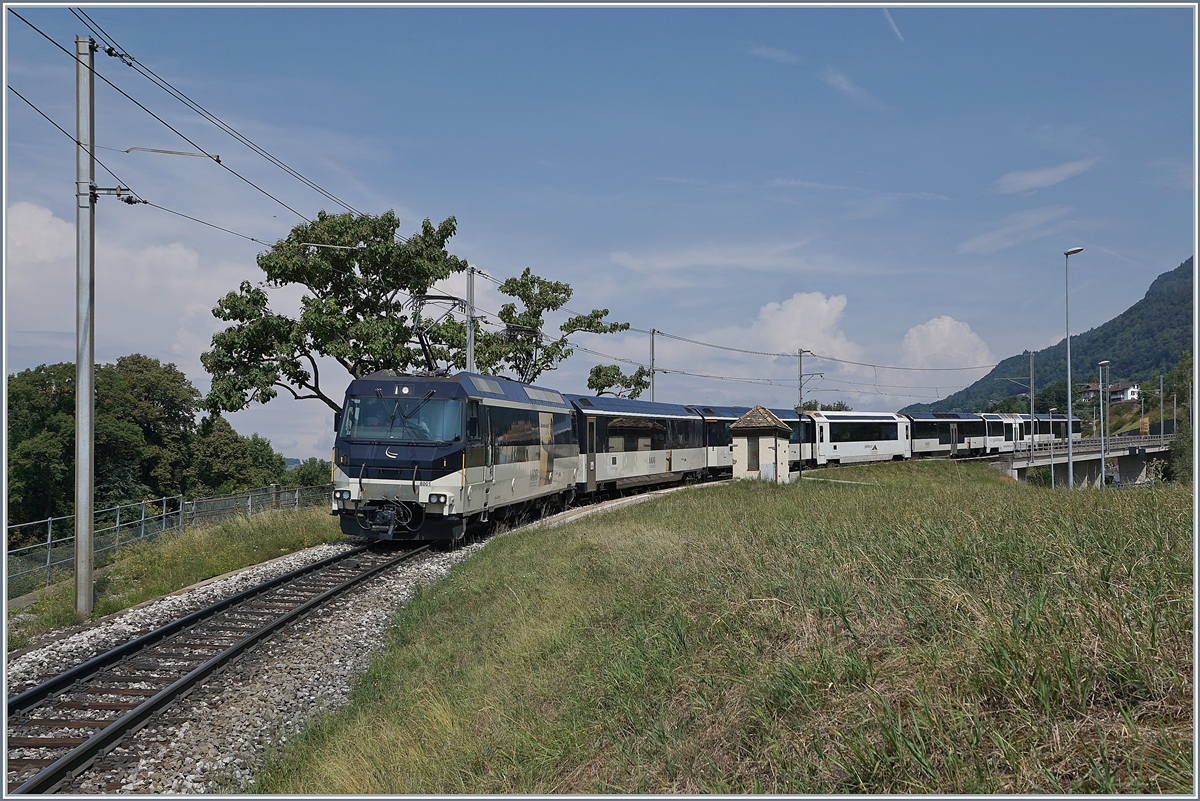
[902,257,1194,413]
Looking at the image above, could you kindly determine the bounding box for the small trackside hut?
[730,406,793,483]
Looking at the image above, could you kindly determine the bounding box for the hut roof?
[730,405,792,434]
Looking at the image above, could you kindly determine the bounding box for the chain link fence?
[6,484,332,601]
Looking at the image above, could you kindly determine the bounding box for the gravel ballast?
[8,540,484,794]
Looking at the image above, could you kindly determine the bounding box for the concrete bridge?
[990,434,1174,486]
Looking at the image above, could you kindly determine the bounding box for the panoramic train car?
[565,394,708,494]
[685,405,751,477]
[769,408,816,469]
[1027,413,1083,446]
[332,371,577,541]
[906,412,988,457]
[980,412,1027,454]
[808,410,909,465]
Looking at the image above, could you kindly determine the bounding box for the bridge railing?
[5,484,333,601]
[1012,433,1174,461]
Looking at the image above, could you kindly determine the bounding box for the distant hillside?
[902,257,1193,413]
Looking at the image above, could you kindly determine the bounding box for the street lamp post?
[1064,247,1083,488]
[1049,408,1058,488]
[1099,359,1110,488]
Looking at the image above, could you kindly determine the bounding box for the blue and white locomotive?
[331,371,578,541]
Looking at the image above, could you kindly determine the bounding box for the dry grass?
[254,462,1193,793]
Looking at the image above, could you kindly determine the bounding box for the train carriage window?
[1071,420,1081,435]
[913,421,940,440]
[668,419,703,449]
[552,412,576,446]
[829,421,898,442]
[594,416,608,452]
[986,421,1005,438]
[607,416,667,452]
[706,421,733,448]
[1004,423,1013,442]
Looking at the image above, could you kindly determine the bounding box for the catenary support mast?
[75,36,96,617]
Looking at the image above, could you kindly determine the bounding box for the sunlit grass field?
[255,461,1193,793]
[7,507,346,652]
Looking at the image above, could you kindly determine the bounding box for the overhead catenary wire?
[70,7,362,217]
[9,83,276,245]
[7,83,139,197]
[10,9,310,222]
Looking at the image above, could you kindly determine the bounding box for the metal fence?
[6,484,332,601]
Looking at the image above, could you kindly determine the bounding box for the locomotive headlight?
[428,493,447,504]
[334,490,351,500]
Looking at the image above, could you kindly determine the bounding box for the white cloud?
[821,67,889,110]
[901,316,996,370]
[956,205,1072,255]
[6,201,75,265]
[994,158,1097,194]
[750,44,800,64]
[708,291,864,365]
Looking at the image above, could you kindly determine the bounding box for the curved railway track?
[6,543,428,794]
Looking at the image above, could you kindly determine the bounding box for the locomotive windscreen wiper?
[372,388,436,437]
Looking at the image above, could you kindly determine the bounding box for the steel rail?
[7,545,368,715]
[9,544,428,794]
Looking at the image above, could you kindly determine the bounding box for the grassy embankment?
[7,508,346,652]
[256,460,1193,794]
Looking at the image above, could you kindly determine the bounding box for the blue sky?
[4,4,1195,460]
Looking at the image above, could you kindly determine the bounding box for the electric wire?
[70,7,362,216]
[7,83,137,196]
[10,9,310,222]
[9,84,276,246]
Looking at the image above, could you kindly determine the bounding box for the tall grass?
[254,461,1192,793]
[7,508,346,652]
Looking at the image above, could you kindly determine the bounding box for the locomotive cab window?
[339,396,463,442]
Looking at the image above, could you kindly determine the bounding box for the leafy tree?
[437,267,628,384]
[246,434,288,487]
[202,210,469,414]
[799,400,853,411]
[93,368,152,510]
[111,354,202,498]
[1163,350,1193,483]
[587,364,651,399]
[7,363,151,527]
[286,457,333,487]
[191,416,255,495]
[7,363,77,524]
